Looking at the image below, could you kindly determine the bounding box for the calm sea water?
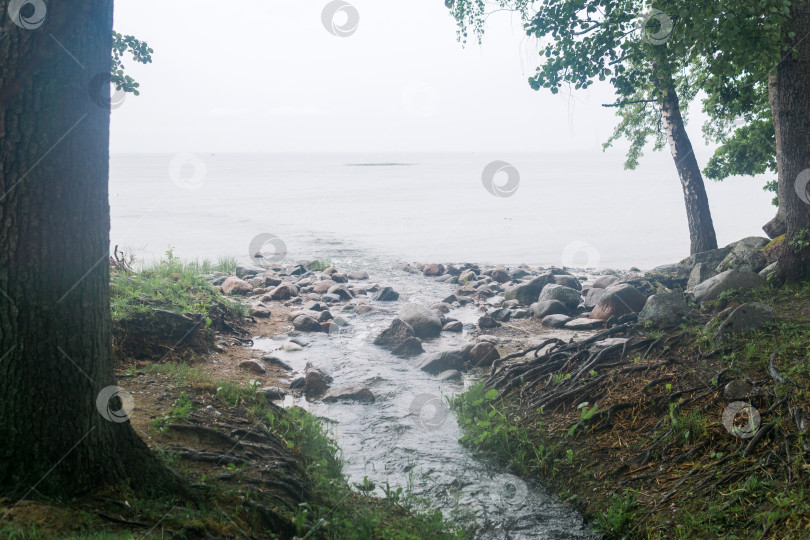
[110,152,774,269]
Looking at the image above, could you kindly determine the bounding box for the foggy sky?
[110,0,717,156]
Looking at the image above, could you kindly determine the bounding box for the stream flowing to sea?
[252,260,597,538]
[110,152,772,537]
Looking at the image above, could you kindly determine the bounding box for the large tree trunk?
[0,1,174,496]
[656,71,719,254]
[768,1,810,282]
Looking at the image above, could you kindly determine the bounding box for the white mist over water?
[110,152,773,269]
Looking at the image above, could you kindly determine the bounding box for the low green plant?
[451,384,545,475]
[151,392,194,432]
[667,404,706,446]
[216,380,261,408]
[111,248,245,322]
[595,490,638,537]
[307,260,333,271]
[551,372,572,384]
[567,402,600,437]
[265,406,465,538]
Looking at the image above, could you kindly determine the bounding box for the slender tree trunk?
[655,69,719,254]
[769,1,810,282]
[0,1,174,496]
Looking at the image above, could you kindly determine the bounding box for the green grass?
[272,406,466,539]
[151,392,194,433]
[0,528,151,540]
[133,253,238,276]
[209,380,467,539]
[307,260,334,271]
[451,384,549,476]
[595,491,638,538]
[111,249,245,322]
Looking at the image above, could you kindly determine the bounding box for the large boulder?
[691,269,765,303]
[763,235,786,264]
[221,277,253,296]
[236,264,264,279]
[537,284,581,311]
[590,284,646,320]
[638,292,692,327]
[541,314,571,328]
[714,302,775,343]
[269,282,298,300]
[591,275,619,289]
[327,284,354,301]
[759,262,778,279]
[487,308,511,322]
[553,274,581,290]
[715,236,769,273]
[510,268,530,279]
[686,263,716,290]
[679,245,734,273]
[458,269,478,284]
[422,264,445,276]
[490,269,511,283]
[375,286,400,302]
[239,359,266,374]
[419,346,473,374]
[442,320,463,332]
[373,319,415,351]
[582,288,607,309]
[530,300,569,319]
[478,315,500,329]
[503,273,554,306]
[398,303,442,339]
[469,342,500,367]
[322,384,376,403]
[304,367,332,398]
[565,317,605,330]
[293,314,322,333]
[312,279,337,294]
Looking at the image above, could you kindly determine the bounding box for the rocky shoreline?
[184,233,795,538]
[207,234,779,403]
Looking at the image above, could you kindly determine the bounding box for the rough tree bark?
[655,69,719,254]
[0,1,175,496]
[768,1,810,282]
